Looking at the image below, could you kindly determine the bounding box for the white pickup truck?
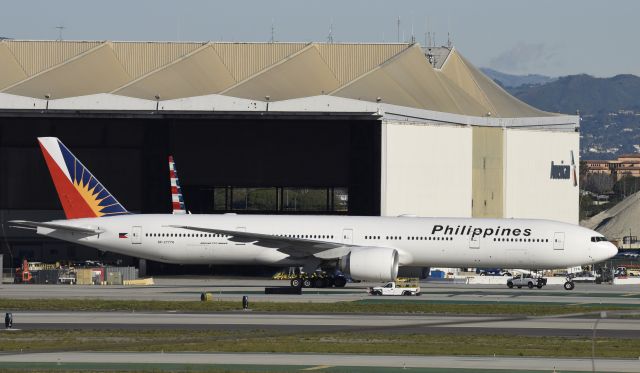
[506,274,547,289]
[369,281,421,296]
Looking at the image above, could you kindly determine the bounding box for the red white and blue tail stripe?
[169,156,187,214]
[38,137,129,219]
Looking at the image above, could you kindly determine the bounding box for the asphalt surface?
[3,311,640,338]
[0,352,638,372]
[2,277,640,305]
[2,278,640,371]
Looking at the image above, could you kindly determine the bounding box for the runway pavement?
[0,352,638,372]
[2,279,639,371]
[2,277,640,305]
[3,310,640,338]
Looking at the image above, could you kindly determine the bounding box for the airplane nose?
[605,242,618,259]
[594,242,618,262]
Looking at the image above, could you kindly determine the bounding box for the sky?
[1,0,638,77]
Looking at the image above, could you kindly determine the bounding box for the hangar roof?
[0,40,553,118]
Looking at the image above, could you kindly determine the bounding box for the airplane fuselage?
[37,214,616,269]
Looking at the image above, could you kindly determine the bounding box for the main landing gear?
[290,275,347,288]
[563,279,575,291]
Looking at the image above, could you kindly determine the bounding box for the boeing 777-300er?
[10,137,617,288]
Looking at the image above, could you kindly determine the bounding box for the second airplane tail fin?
[169,156,187,214]
[38,137,129,219]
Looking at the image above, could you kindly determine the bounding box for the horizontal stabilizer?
[9,220,104,235]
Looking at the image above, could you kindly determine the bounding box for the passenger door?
[469,235,480,249]
[131,226,142,244]
[553,232,565,250]
[342,229,353,245]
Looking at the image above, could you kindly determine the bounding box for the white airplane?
[10,137,617,288]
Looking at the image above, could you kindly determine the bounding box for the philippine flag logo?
[119,233,128,239]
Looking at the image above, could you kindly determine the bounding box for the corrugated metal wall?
[213,42,307,82]
[0,40,556,117]
[316,43,407,84]
[112,41,204,79]
[6,40,102,76]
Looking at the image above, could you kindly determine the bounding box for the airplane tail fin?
[37,137,129,219]
[169,156,187,214]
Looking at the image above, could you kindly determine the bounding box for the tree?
[614,174,640,198]
[583,173,614,194]
[579,194,593,221]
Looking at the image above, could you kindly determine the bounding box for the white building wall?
[503,129,579,224]
[381,121,472,217]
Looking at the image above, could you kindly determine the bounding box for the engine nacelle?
[340,247,399,282]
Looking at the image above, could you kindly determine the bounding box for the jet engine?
[340,247,399,282]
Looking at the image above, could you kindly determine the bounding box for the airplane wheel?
[302,279,312,288]
[564,281,575,291]
[313,278,325,288]
[290,278,301,288]
[334,276,347,288]
[325,277,335,287]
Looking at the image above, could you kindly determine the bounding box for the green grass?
[1,329,639,359]
[0,364,612,373]
[0,298,637,316]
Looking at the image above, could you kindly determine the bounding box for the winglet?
[38,137,128,219]
[169,155,187,214]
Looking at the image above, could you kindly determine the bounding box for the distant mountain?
[504,74,640,160]
[507,74,640,115]
[480,68,556,88]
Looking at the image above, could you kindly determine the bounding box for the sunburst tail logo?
[38,137,129,219]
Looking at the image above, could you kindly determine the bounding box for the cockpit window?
[591,236,607,242]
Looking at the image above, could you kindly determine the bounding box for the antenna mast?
[396,16,400,42]
[411,22,415,43]
[55,25,65,41]
[270,19,275,43]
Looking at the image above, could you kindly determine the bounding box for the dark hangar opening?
[0,110,381,269]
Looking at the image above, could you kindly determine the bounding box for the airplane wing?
[8,220,104,235]
[166,224,352,259]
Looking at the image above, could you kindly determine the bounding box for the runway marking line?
[301,365,333,371]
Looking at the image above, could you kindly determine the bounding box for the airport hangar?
[0,40,579,273]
